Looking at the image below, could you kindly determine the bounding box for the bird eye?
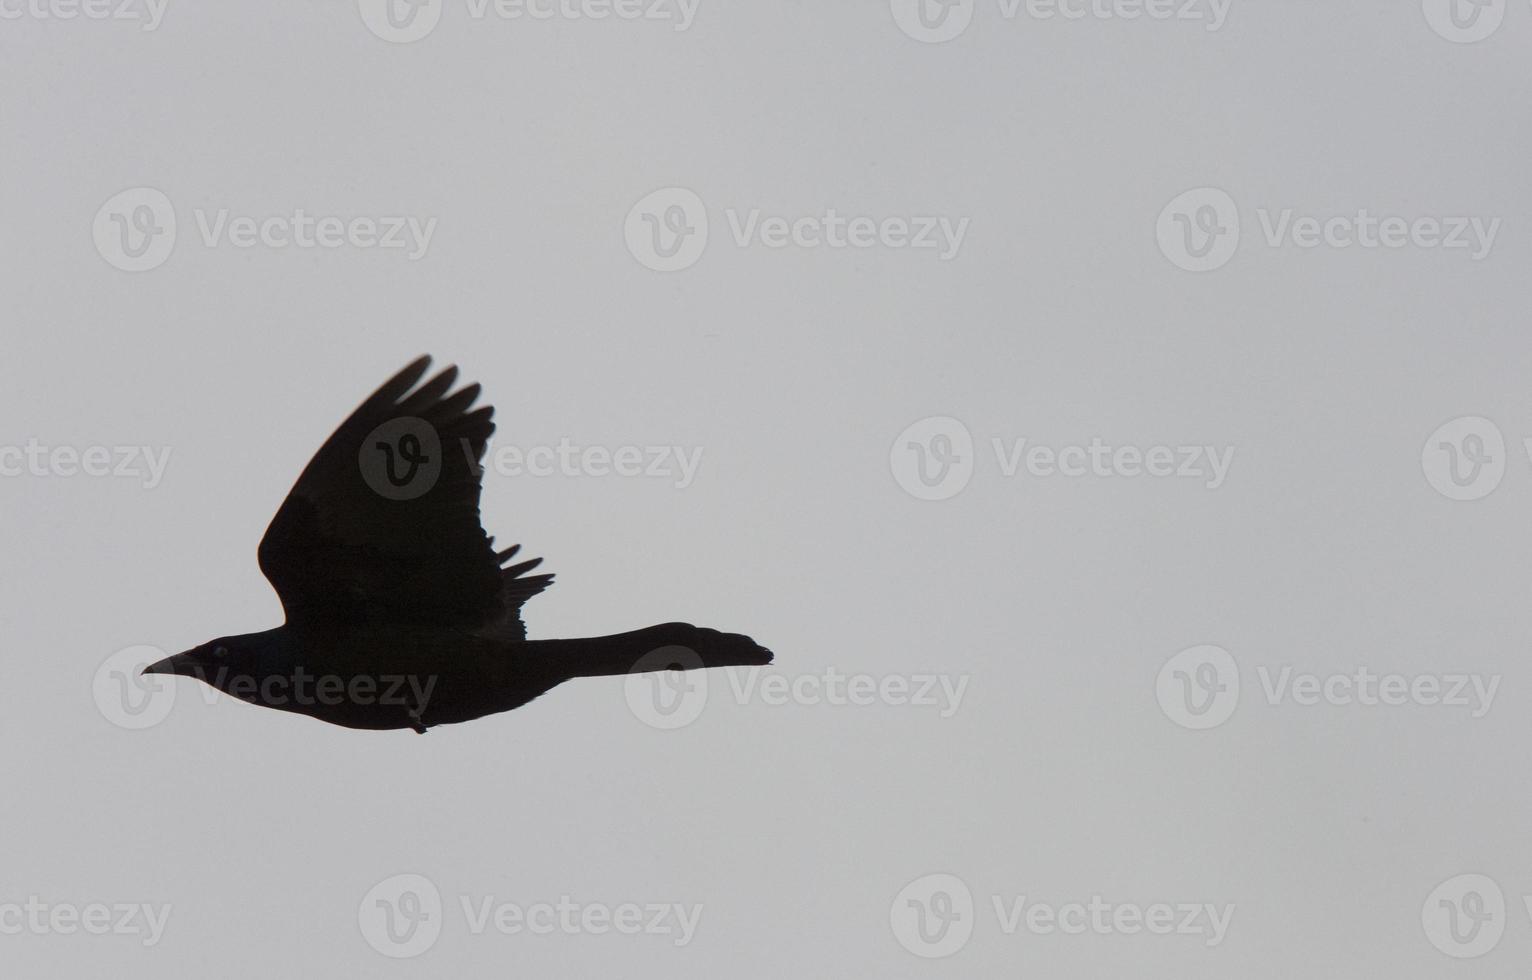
[213,645,228,658]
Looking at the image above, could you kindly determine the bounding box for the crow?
[144,356,772,732]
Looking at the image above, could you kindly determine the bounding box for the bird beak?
[142,652,195,677]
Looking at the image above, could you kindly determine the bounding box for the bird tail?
[545,623,773,680]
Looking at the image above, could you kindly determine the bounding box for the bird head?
[143,637,258,682]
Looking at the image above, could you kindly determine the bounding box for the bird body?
[146,357,771,732]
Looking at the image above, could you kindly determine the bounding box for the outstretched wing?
[257,356,552,631]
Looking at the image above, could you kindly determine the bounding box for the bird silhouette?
[144,356,772,732]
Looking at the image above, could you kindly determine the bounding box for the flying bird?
[144,356,772,732]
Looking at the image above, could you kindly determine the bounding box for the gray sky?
[3,1,1532,976]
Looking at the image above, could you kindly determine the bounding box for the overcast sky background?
[3,1,1532,976]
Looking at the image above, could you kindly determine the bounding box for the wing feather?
[257,356,552,633]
